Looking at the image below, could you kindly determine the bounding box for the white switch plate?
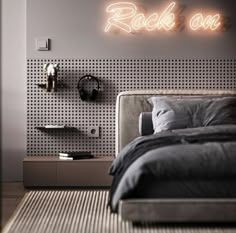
[87,126,100,138]
[36,38,49,51]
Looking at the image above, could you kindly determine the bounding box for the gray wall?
[27,0,236,59]
[1,0,26,181]
[1,0,236,181]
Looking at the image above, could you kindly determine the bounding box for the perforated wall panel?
[27,59,236,156]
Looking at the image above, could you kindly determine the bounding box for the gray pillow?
[203,97,236,126]
[148,96,236,134]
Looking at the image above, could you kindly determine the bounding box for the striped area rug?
[3,190,236,233]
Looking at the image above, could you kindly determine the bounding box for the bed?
[109,89,236,222]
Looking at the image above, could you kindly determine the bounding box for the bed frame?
[116,89,236,222]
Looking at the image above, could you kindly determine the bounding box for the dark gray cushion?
[139,112,153,136]
[148,97,236,134]
[203,98,236,126]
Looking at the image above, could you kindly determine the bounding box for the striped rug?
[3,190,236,233]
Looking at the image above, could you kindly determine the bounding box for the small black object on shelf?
[37,84,47,89]
[58,151,93,160]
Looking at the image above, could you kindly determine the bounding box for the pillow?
[139,112,153,136]
[203,97,236,126]
[148,96,236,134]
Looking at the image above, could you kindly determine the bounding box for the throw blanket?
[109,125,236,212]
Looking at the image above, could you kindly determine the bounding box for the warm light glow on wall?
[104,2,222,33]
[189,13,221,31]
[104,2,176,33]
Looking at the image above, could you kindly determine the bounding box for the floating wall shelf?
[36,126,77,131]
[36,83,67,89]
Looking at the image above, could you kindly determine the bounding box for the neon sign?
[104,2,222,33]
[189,13,221,31]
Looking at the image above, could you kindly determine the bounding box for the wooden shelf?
[23,156,112,162]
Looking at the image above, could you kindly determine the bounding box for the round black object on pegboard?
[77,75,100,101]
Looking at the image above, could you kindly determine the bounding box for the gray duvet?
[109,125,236,212]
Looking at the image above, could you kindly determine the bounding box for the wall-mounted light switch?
[87,126,100,138]
[36,38,49,51]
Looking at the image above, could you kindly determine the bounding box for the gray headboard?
[115,89,236,155]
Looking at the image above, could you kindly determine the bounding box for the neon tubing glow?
[104,2,176,33]
[189,13,221,31]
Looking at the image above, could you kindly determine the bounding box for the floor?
[3,189,236,233]
[1,183,236,233]
[0,182,27,230]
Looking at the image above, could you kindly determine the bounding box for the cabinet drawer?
[23,162,57,186]
[57,161,112,186]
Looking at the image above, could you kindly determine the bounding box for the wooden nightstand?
[23,156,113,187]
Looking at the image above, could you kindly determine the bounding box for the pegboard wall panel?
[27,59,236,156]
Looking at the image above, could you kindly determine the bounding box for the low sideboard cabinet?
[23,156,113,187]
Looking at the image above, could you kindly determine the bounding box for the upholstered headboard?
[115,89,236,155]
